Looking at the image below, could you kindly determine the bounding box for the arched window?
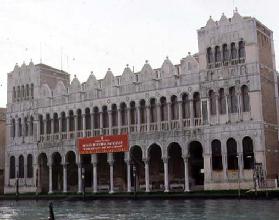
[231,42,237,61]
[17,86,20,101]
[227,138,238,170]
[139,100,146,124]
[193,92,201,118]
[243,137,254,169]
[46,114,51,134]
[241,85,250,112]
[212,140,223,170]
[207,47,213,65]
[229,87,238,113]
[31,84,34,99]
[11,119,15,138]
[53,113,59,133]
[223,44,229,65]
[18,155,24,178]
[21,85,25,100]
[24,117,28,136]
[182,93,190,119]
[26,84,29,99]
[150,98,157,123]
[30,116,34,136]
[61,112,66,132]
[171,95,178,120]
[209,90,216,115]
[39,115,44,135]
[130,101,136,125]
[85,108,91,130]
[13,87,16,102]
[77,109,82,131]
[120,103,127,126]
[27,154,33,178]
[10,156,15,179]
[215,46,221,67]
[219,88,226,115]
[160,97,167,121]
[239,41,245,62]
[111,104,118,127]
[18,118,22,137]
[102,106,108,128]
[69,110,75,131]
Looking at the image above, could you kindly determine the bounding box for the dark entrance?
[188,141,204,190]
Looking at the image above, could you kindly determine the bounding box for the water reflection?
[0,199,279,220]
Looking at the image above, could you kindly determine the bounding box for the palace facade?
[4,10,279,194]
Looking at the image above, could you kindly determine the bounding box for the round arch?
[167,142,184,191]
[148,143,164,191]
[188,141,204,190]
[38,152,49,193]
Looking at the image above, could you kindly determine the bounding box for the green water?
[0,199,278,219]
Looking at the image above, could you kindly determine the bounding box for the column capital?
[183,155,189,162]
[143,158,149,164]
[162,157,169,163]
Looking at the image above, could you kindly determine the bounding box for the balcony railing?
[37,117,207,143]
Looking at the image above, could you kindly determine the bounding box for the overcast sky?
[1,0,279,107]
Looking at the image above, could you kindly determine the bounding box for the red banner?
[78,134,129,154]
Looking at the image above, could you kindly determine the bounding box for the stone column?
[178,101,182,128]
[144,158,150,192]
[146,105,150,132]
[63,163,67,193]
[108,111,112,135]
[237,92,242,119]
[92,154,97,193]
[74,115,78,134]
[91,113,94,133]
[183,156,190,192]
[99,112,103,134]
[36,118,40,141]
[125,159,131,192]
[203,153,212,184]
[137,105,141,132]
[238,152,244,180]
[163,157,169,192]
[157,104,161,131]
[108,153,114,193]
[167,102,171,130]
[206,98,211,125]
[82,113,86,137]
[66,115,70,139]
[127,108,131,133]
[33,163,38,187]
[189,99,194,127]
[225,94,230,121]
[117,109,121,134]
[77,163,82,193]
[222,153,228,181]
[216,94,220,124]
[48,162,53,194]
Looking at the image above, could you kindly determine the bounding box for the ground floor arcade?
[5,135,258,194]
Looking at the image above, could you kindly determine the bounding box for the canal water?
[0,199,278,219]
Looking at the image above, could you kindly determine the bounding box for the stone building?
[0,108,6,194]
[4,10,279,194]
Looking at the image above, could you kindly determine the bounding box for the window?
[207,47,213,64]
[209,90,216,115]
[10,156,15,179]
[171,96,178,120]
[229,87,238,113]
[18,155,24,178]
[222,44,229,64]
[193,92,201,118]
[182,93,190,119]
[239,41,245,61]
[212,140,223,170]
[243,137,254,169]
[219,88,226,115]
[241,85,250,112]
[227,138,238,170]
[231,42,237,61]
[27,154,33,178]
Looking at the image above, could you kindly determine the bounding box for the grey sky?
[1,0,279,107]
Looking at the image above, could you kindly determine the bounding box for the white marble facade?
[4,10,278,194]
